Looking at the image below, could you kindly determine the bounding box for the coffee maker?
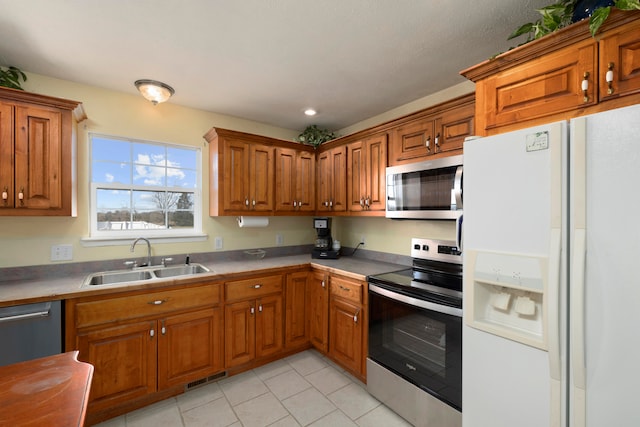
[312,217,340,259]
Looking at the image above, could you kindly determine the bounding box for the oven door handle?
[369,284,462,318]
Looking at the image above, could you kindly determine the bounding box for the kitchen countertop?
[0,254,406,306]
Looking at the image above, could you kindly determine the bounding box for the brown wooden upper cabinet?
[275,147,315,214]
[0,87,85,216]
[347,132,387,213]
[461,10,640,136]
[316,145,347,213]
[388,95,475,165]
[205,127,314,216]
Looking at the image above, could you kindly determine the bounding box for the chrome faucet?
[130,237,152,267]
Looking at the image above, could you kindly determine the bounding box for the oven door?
[368,283,462,411]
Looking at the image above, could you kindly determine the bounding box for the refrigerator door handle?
[572,228,587,426]
[547,228,562,427]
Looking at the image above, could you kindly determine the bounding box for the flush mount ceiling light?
[304,108,317,116]
[134,79,175,105]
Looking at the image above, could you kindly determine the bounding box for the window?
[89,134,202,239]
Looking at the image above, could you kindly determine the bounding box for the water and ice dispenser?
[465,250,549,350]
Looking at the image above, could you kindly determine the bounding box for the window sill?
[80,233,208,247]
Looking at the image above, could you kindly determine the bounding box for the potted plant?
[295,125,337,148]
[509,0,640,43]
[0,66,27,90]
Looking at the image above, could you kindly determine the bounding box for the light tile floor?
[94,349,412,427]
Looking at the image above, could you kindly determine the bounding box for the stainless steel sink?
[83,263,210,286]
[84,270,154,286]
[153,264,209,278]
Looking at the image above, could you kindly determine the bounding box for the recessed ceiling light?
[304,108,317,116]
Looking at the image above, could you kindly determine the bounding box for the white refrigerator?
[462,103,640,427]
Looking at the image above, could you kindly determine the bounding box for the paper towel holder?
[237,216,269,228]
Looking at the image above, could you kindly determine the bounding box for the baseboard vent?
[185,371,227,391]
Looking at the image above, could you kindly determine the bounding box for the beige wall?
[0,73,468,268]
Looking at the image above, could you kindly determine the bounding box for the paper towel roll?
[237,216,269,228]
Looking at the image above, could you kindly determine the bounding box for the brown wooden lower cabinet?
[308,270,330,353]
[66,283,224,422]
[285,271,311,349]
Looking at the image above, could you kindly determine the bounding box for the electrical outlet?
[360,235,366,245]
[51,244,73,261]
[214,236,223,250]
[276,234,284,246]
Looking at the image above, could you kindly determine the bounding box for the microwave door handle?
[456,214,463,252]
[453,165,463,209]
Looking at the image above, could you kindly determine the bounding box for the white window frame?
[84,133,205,245]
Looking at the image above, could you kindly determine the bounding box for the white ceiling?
[0,0,549,132]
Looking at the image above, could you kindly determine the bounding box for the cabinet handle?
[18,187,24,205]
[161,320,166,335]
[425,136,431,152]
[329,199,333,208]
[293,200,297,207]
[365,196,370,208]
[150,328,155,338]
[353,308,361,323]
[321,280,326,288]
[339,285,351,292]
[148,299,167,305]
[258,304,263,312]
[434,133,440,152]
[245,198,249,206]
[606,62,615,95]
[250,284,262,289]
[252,199,256,207]
[250,306,255,315]
[582,72,590,102]
[2,187,7,204]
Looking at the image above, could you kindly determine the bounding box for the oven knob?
[422,245,429,251]
[413,244,420,250]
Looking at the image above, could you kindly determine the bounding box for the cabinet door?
[256,294,283,359]
[365,133,387,211]
[347,140,367,211]
[222,138,250,212]
[158,307,224,389]
[249,143,274,211]
[225,300,256,368]
[308,271,329,353]
[435,102,475,156]
[296,150,316,212]
[14,105,63,209]
[316,150,331,211]
[329,298,363,375]
[330,146,347,212]
[599,20,640,102]
[0,102,13,209]
[476,38,597,133]
[275,147,297,212]
[76,320,156,412]
[285,271,309,349]
[389,116,435,165]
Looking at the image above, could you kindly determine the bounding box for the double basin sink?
[83,263,210,286]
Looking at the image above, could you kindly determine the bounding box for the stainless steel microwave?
[385,155,463,219]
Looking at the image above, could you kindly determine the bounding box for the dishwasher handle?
[0,302,51,324]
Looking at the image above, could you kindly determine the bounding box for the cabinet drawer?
[225,274,283,302]
[330,276,363,304]
[74,284,221,329]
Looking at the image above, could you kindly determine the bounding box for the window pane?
[133,209,167,229]
[167,168,196,188]
[133,143,165,166]
[167,147,197,170]
[93,161,132,184]
[134,165,166,187]
[93,137,130,162]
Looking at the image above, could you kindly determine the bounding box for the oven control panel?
[411,238,462,264]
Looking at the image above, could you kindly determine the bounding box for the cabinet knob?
[359,198,365,208]
[250,306,255,315]
[329,199,333,208]
[2,187,7,203]
[250,284,262,289]
[582,72,590,103]
[434,133,440,152]
[353,308,360,323]
[425,136,431,152]
[245,198,249,206]
[606,62,615,95]
[18,187,24,205]
[321,280,326,288]
[293,200,298,207]
[150,328,155,337]
[252,199,256,207]
[148,299,167,305]
[258,304,263,312]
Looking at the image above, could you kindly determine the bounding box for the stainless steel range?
[367,238,462,427]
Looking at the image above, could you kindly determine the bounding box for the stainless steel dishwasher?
[0,300,62,367]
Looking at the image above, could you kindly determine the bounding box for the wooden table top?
[0,351,93,426]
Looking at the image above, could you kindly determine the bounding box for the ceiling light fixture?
[304,108,317,116]
[134,79,175,105]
